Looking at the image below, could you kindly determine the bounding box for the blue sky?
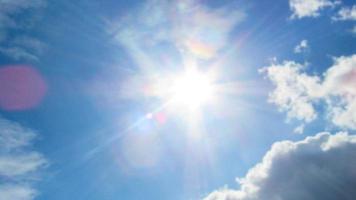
[0,0,355,200]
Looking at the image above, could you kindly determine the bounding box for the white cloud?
[324,56,356,129]
[260,54,356,130]
[289,0,339,19]
[294,39,309,53]
[333,5,356,21]
[0,117,47,200]
[0,119,35,150]
[0,184,37,200]
[0,152,46,177]
[259,61,321,123]
[205,131,356,200]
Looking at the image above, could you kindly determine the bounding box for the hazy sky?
[0,0,355,200]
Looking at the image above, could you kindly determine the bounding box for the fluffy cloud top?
[289,0,339,19]
[260,54,356,130]
[0,117,47,200]
[205,132,356,200]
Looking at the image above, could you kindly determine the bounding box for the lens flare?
[0,66,47,111]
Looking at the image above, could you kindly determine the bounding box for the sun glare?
[171,69,215,109]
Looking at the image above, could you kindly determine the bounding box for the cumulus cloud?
[260,54,356,130]
[294,39,309,53]
[205,131,356,200]
[260,61,321,123]
[289,0,339,19]
[0,117,47,200]
[0,0,46,61]
[323,56,356,129]
[333,5,356,21]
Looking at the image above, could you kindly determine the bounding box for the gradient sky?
[0,0,355,200]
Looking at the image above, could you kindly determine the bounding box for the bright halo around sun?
[170,69,215,110]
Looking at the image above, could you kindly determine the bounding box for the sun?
[170,69,215,110]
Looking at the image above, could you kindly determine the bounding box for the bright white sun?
[171,69,214,109]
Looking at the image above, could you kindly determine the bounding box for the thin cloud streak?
[0,117,47,200]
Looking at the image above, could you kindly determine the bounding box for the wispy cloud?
[333,5,356,21]
[0,0,45,26]
[0,46,39,61]
[0,184,37,200]
[0,36,47,61]
[0,117,47,200]
[103,0,246,105]
[109,0,245,69]
[205,132,356,200]
[0,0,46,61]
